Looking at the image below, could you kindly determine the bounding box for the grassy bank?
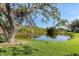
[29,32,79,56]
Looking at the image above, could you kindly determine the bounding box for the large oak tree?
[0,3,60,43]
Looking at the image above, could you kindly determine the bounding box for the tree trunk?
[4,3,16,43]
[8,30,17,44]
[7,24,21,44]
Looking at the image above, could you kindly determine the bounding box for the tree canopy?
[70,19,79,32]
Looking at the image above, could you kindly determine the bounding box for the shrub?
[0,35,7,42]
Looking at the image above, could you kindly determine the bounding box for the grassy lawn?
[0,32,79,56]
[28,32,79,56]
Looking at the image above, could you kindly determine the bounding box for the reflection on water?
[34,35,70,41]
[55,35,70,41]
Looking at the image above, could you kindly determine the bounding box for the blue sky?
[57,4,79,22]
[35,3,79,28]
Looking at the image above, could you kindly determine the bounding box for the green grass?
[1,32,79,56]
[0,44,33,56]
[28,32,79,56]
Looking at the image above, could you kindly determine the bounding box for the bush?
[0,35,7,42]
[15,26,46,39]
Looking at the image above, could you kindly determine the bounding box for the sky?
[34,3,79,28]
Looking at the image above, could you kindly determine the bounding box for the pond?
[33,35,70,41]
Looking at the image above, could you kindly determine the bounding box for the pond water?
[33,35,70,41]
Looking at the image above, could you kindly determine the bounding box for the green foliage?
[46,27,64,37]
[20,6,28,13]
[0,45,33,56]
[34,27,46,36]
[70,19,79,32]
[0,35,7,42]
[15,26,46,39]
[0,3,60,42]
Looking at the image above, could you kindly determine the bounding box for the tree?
[46,19,69,37]
[0,3,60,43]
[70,19,79,32]
[55,19,69,27]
